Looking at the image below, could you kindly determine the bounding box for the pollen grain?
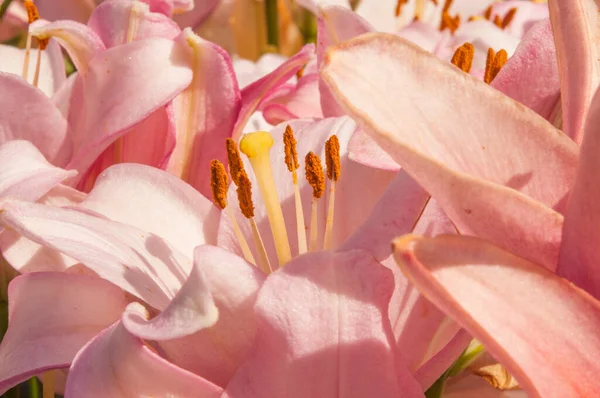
[226,138,245,186]
[210,160,228,209]
[305,152,325,199]
[325,135,341,181]
[484,48,508,84]
[283,125,299,173]
[450,42,474,73]
[237,171,255,219]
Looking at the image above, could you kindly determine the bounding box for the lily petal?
[80,163,219,259]
[0,272,128,394]
[0,199,192,310]
[29,20,106,74]
[232,44,315,140]
[0,140,75,202]
[34,0,95,23]
[88,0,180,48]
[157,245,266,387]
[223,250,424,398]
[67,37,193,182]
[394,234,600,398]
[491,19,560,122]
[548,0,600,142]
[559,88,600,298]
[0,73,72,167]
[321,33,569,268]
[65,322,222,398]
[166,29,241,198]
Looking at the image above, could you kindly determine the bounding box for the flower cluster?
[0,0,596,397]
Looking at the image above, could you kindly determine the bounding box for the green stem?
[0,0,14,21]
[264,0,279,50]
[27,377,40,398]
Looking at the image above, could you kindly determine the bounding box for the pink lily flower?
[0,117,473,395]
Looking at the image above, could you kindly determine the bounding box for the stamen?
[484,48,508,84]
[305,151,325,252]
[284,125,308,254]
[42,371,55,398]
[324,135,340,250]
[450,42,474,73]
[210,160,256,265]
[483,5,493,20]
[414,0,426,20]
[226,138,246,186]
[237,171,272,274]
[493,15,502,28]
[501,8,517,29]
[440,12,460,33]
[395,0,406,17]
[442,0,453,12]
[240,132,292,265]
[22,0,48,83]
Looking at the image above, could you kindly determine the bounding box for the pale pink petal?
[0,40,66,96]
[65,322,222,398]
[0,140,75,202]
[0,185,84,273]
[321,33,571,268]
[29,20,106,74]
[317,6,374,118]
[394,234,600,398]
[122,245,219,339]
[166,29,241,198]
[34,0,95,23]
[232,44,315,140]
[0,272,128,394]
[398,21,445,54]
[157,245,266,387]
[0,73,72,166]
[491,19,560,122]
[0,199,192,310]
[88,0,180,48]
[233,53,288,89]
[51,73,78,118]
[75,104,176,191]
[548,0,600,142]
[262,73,323,124]
[558,89,600,297]
[348,128,399,171]
[219,117,395,264]
[67,37,193,182]
[79,163,219,259]
[223,250,424,398]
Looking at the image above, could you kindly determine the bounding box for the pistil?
[240,132,292,265]
[210,160,256,265]
[450,42,474,73]
[305,152,325,252]
[284,126,308,255]
[237,171,272,274]
[324,135,340,250]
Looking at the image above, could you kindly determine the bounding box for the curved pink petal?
[223,250,424,398]
[218,117,395,264]
[88,0,180,48]
[65,322,222,398]
[0,140,75,202]
[348,128,400,171]
[34,0,95,23]
[0,272,128,394]
[262,73,323,124]
[548,0,600,142]
[558,88,600,298]
[321,33,577,212]
[394,234,600,398]
[67,37,193,181]
[232,44,315,140]
[166,29,241,198]
[156,245,266,387]
[29,20,106,74]
[0,199,192,310]
[0,40,66,97]
[491,19,560,122]
[172,0,220,29]
[76,104,176,191]
[122,245,218,340]
[0,185,84,274]
[0,73,72,167]
[51,73,78,118]
[317,6,374,118]
[79,163,219,259]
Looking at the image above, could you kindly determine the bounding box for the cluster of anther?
[210,127,340,275]
[450,42,508,84]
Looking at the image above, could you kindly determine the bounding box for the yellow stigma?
[240,132,275,158]
[240,131,292,265]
